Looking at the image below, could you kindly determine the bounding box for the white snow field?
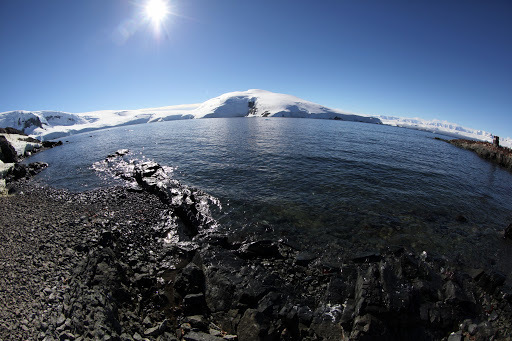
[0,89,510,147]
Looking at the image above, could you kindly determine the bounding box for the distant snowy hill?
[0,90,379,140]
[0,89,510,148]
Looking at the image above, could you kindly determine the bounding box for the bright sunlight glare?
[145,0,169,26]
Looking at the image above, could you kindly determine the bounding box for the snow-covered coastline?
[1,89,510,148]
[378,115,512,148]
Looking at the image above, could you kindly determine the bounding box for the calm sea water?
[27,118,512,274]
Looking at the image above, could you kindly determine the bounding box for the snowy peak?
[192,89,381,124]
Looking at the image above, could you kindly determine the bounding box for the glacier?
[0,89,510,148]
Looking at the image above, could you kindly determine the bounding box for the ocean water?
[26,118,512,273]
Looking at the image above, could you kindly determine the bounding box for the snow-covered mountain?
[0,90,379,141]
[1,106,197,141]
[0,89,510,147]
[190,89,380,123]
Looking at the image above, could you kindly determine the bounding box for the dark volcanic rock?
[237,240,282,259]
[42,140,63,148]
[0,135,17,163]
[131,160,217,238]
[504,223,512,240]
[175,263,206,296]
[0,127,26,135]
[294,251,316,266]
[183,293,208,315]
[4,162,48,182]
[455,214,468,223]
[237,309,272,341]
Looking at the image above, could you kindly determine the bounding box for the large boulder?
[237,309,273,341]
[4,162,48,182]
[0,136,17,163]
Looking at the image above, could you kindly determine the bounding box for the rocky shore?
[1,127,62,194]
[436,138,512,172]
[1,151,512,341]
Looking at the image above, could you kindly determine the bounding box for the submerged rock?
[237,240,282,259]
[504,223,512,240]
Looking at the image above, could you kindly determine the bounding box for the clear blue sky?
[1,0,511,137]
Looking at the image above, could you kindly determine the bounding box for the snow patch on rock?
[0,133,41,156]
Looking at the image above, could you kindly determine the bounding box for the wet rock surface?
[1,154,512,340]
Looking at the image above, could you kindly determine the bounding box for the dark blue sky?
[1,0,511,137]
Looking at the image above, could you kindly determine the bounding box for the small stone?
[144,326,160,337]
[209,328,222,336]
[295,252,316,266]
[456,215,468,223]
[120,333,132,341]
[237,240,282,259]
[184,315,208,331]
[180,323,192,332]
[447,331,463,341]
[182,331,224,341]
[143,316,152,327]
[183,294,207,315]
[144,319,168,337]
[56,314,66,326]
[468,324,478,335]
[59,331,75,340]
[116,149,129,156]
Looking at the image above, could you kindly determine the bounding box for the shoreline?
[1,158,512,340]
[435,138,512,172]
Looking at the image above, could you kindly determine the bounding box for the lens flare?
[145,0,169,26]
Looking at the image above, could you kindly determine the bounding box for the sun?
[144,0,169,26]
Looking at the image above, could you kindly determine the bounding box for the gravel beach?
[0,181,167,340]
